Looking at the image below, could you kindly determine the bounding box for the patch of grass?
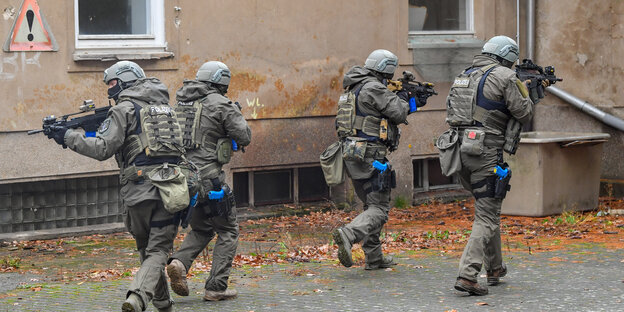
[393,196,410,209]
[424,230,450,240]
[1,256,21,269]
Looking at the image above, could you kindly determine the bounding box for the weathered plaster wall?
[533,0,624,180]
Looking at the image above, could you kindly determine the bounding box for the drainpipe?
[526,0,624,132]
[546,87,624,132]
[526,0,535,59]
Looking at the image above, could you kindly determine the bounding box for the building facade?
[0,0,621,233]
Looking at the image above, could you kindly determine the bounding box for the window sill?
[73,49,174,62]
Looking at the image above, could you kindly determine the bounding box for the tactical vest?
[120,100,184,168]
[335,82,399,149]
[446,64,511,137]
[174,98,233,178]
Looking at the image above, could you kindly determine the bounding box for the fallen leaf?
[476,302,489,306]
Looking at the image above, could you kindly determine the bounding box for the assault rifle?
[388,71,437,110]
[515,59,563,104]
[28,100,111,143]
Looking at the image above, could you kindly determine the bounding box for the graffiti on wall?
[246,97,264,119]
[0,51,41,80]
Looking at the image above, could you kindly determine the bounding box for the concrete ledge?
[0,223,126,243]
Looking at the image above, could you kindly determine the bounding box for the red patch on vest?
[468,131,477,139]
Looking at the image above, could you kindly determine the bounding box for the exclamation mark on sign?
[26,9,34,41]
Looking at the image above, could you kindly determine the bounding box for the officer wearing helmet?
[166,61,251,302]
[442,36,533,295]
[46,60,181,312]
[330,49,417,271]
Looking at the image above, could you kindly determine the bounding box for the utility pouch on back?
[435,128,461,176]
[320,141,345,186]
[216,138,233,164]
[148,163,190,213]
[342,137,367,161]
[460,128,486,156]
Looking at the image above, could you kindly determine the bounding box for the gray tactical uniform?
[64,78,179,310]
[170,80,251,292]
[453,55,533,282]
[339,66,409,266]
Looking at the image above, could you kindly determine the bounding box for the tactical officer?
[46,61,182,312]
[331,49,419,270]
[444,36,533,295]
[166,61,251,301]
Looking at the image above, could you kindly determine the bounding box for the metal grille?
[0,175,122,233]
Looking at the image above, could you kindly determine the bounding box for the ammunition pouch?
[148,163,190,213]
[216,137,233,164]
[320,141,345,186]
[342,137,367,161]
[503,118,522,154]
[460,128,486,156]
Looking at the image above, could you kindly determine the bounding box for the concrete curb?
[0,223,126,243]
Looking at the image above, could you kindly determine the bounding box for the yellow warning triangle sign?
[3,0,58,51]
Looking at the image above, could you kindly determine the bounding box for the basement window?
[253,170,293,206]
[73,0,172,61]
[298,166,329,202]
[413,158,460,192]
[233,166,329,208]
[233,172,249,207]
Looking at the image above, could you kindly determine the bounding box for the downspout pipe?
[526,0,535,60]
[527,0,624,132]
[547,87,624,132]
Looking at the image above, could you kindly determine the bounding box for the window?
[253,170,293,206]
[409,0,473,34]
[413,158,460,191]
[298,167,329,202]
[233,166,330,208]
[74,0,169,60]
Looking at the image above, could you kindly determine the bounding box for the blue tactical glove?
[396,90,410,102]
[47,126,68,146]
[209,188,225,201]
[409,97,418,113]
[372,160,388,172]
[231,139,238,151]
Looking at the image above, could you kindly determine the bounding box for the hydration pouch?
[148,163,190,213]
[460,128,485,156]
[494,165,512,199]
[320,141,345,186]
[503,118,522,155]
[435,128,461,176]
[342,137,367,161]
[216,138,233,164]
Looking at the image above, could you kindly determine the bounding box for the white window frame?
[74,0,166,52]
[408,0,474,36]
